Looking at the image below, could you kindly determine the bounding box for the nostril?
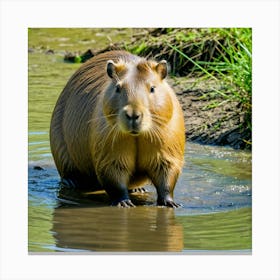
[124,108,142,122]
[125,112,141,120]
[125,112,132,120]
[133,112,142,124]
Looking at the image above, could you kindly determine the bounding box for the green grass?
[168,29,251,102]
[126,28,252,136]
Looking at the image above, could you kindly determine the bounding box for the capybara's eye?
[150,86,156,93]
[116,84,121,93]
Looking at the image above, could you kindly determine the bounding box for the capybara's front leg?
[99,172,135,207]
[149,166,181,208]
[157,190,181,208]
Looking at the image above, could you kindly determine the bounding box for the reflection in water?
[28,141,252,252]
[52,206,183,252]
[178,208,251,251]
[28,203,55,252]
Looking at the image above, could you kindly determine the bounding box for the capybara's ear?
[155,60,168,80]
[106,60,116,79]
[106,60,126,80]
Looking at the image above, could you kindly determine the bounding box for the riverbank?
[171,77,251,149]
[28,28,252,149]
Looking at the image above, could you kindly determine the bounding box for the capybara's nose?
[124,108,142,125]
[125,111,141,121]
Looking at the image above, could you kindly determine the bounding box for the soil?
[170,77,251,149]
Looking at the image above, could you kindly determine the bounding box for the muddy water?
[28,34,252,253]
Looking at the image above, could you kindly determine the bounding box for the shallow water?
[28,31,252,253]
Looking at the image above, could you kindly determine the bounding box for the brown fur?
[50,50,185,207]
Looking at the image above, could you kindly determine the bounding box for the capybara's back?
[50,50,185,207]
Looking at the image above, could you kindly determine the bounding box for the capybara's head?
[103,58,174,136]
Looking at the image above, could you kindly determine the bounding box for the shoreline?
[29,46,251,150]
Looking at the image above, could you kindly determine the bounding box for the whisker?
[143,130,153,144]
[151,126,164,145]
[150,115,169,127]
[150,113,169,122]
[143,124,164,145]
[147,130,154,144]
[87,113,119,124]
[111,124,120,149]
[103,124,117,152]
[150,129,157,144]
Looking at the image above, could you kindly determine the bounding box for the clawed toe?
[157,199,182,208]
[113,199,136,208]
[129,187,147,194]
[167,201,182,208]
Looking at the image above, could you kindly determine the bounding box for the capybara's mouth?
[130,130,140,136]
[119,119,143,136]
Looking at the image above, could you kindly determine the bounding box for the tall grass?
[127,28,252,132]
[167,28,251,104]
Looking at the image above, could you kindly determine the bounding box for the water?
[28,33,252,253]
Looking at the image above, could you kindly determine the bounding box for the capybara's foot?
[61,178,76,188]
[129,187,147,194]
[157,199,182,208]
[112,199,136,208]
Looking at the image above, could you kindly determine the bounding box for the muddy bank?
[180,92,250,149]
[171,78,251,149]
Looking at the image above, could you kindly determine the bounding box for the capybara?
[50,50,185,207]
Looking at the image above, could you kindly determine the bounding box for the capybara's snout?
[120,104,145,135]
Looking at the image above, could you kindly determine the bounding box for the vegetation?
[32,27,251,148]
[126,28,252,135]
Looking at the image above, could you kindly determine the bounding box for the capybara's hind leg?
[61,170,100,190]
[129,187,147,193]
[61,177,76,188]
